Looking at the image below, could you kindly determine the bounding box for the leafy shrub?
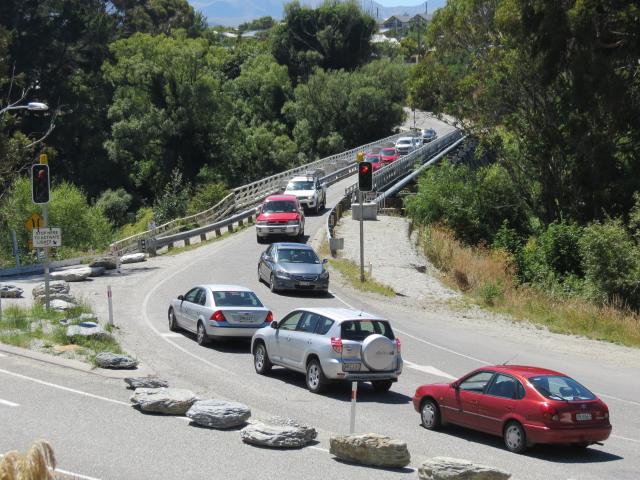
[95,188,133,227]
[187,182,229,216]
[153,169,190,225]
[480,281,504,306]
[579,218,640,308]
[117,207,154,239]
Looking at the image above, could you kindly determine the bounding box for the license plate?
[343,363,361,371]
[576,412,592,421]
[298,282,312,286]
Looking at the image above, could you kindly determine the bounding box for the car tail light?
[265,311,273,322]
[395,338,401,354]
[331,337,343,354]
[595,405,609,420]
[541,404,559,422]
[210,310,226,322]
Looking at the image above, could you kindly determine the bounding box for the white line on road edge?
[404,361,456,380]
[611,434,640,444]
[55,467,103,480]
[597,393,640,407]
[161,333,183,338]
[0,398,19,407]
[0,368,129,406]
[309,446,330,453]
[0,352,7,357]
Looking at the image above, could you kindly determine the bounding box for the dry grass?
[328,258,396,297]
[418,225,640,347]
[0,440,56,480]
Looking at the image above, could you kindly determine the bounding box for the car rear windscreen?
[341,320,394,341]
[213,291,263,307]
[528,375,596,401]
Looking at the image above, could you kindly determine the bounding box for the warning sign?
[32,228,62,248]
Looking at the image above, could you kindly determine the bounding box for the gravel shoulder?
[333,214,640,369]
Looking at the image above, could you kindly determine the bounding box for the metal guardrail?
[328,130,464,255]
[109,131,407,256]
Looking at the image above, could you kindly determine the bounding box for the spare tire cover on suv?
[361,334,396,371]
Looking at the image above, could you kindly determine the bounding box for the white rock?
[66,322,112,340]
[186,400,251,428]
[89,257,116,269]
[50,299,77,311]
[418,457,511,480]
[95,352,138,369]
[265,416,317,443]
[50,267,92,282]
[240,421,312,448]
[33,280,69,298]
[0,285,23,298]
[34,292,77,304]
[124,377,169,389]
[130,388,197,414]
[120,253,146,264]
[88,266,105,277]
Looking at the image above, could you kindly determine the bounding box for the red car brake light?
[541,404,559,422]
[331,337,343,354]
[395,338,401,354]
[265,311,273,322]
[210,310,226,322]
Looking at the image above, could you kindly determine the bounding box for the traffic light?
[358,161,373,192]
[31,164,50,204]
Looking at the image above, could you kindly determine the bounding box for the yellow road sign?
[25,212,44,231]
[357,151,364,162]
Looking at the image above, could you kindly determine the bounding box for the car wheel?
[371,380,393,393]
[196,321,209,346]
[253,342,272,375]
[306,358,328,393]
[168,308,179,332]
[270,274,278,293]
[504,421,527,453]
[420,398,441,430]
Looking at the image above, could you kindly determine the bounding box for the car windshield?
[397,140,411,145]
[381,148,396,155]
[212,290,263,307]
[277,248,319,264]
[263,200,297,213]
[528,375,596,401]
[341,320,395,341]
[286,181,314,190]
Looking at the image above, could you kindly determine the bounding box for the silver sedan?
[168,284,272,345]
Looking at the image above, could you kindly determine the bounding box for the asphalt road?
[2,116,639,479]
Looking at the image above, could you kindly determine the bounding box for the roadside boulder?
[418,457,511,480]
[50,299,77,311]
[265,416,317,443]
[88,266,105,277]
[240,421,312,448]
[33,280,69,298]
[130,388,197,414]
[329,433,410,468]
[186,400,250,428]
[89,257,116,270]
[50,267,92,282]
[120,253,146,264]
[95,352,138,369]
[34,292,76,304]
[0,285,23,298]
[124,377,169,389]
[66,322,112,340]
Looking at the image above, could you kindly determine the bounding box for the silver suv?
[251,308,403,393]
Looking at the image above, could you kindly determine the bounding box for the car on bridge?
[421,128,437,143]
[255,195,305,243]
[258,242,329,293]
[284,174,327,214]
[168,284,273,345]
[379,147,400,165]
[413,365,611,453]
[395,136,421,155]
[252,308,403,394]
[363,151,384,171]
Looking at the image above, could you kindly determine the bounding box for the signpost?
[32,228,61,248]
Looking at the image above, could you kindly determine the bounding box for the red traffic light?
[31,164,50,204]
[358,161,373,192]
[359,164,370,174]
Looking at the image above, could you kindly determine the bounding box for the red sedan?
[412,365,611,453]
[379,147,400,165]
[364,152,384,171]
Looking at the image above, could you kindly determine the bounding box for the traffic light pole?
[42,203,50,310]
[359,191,365,282]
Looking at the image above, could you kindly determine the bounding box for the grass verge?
[0,303,124,366]
[418,225,640,347]
[328,257,396,297]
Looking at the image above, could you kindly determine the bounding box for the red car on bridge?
[379,147,400,165]
[412,365,611,453]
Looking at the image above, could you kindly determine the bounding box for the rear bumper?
[321,357,403,381]
[256,225,300,237]
[205,322,269,338]
[525,423,612,445]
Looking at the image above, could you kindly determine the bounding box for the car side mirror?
[177,294,184,301]
[270,321,279,329]
[322,258,328,264]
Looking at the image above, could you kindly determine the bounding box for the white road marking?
[0,352,7,357]
[55,467,103,480]
[309,446,330,453]
[597,393,640,407]
[0,368,130,407]
[404,361,456,380]
[161,333,183,338]
[611,434,640,444]
[0,398,19,407]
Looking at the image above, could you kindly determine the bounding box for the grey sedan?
[257,243,329,293]
[168,284,272,345]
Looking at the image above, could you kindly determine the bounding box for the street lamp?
[0,101,49,115]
